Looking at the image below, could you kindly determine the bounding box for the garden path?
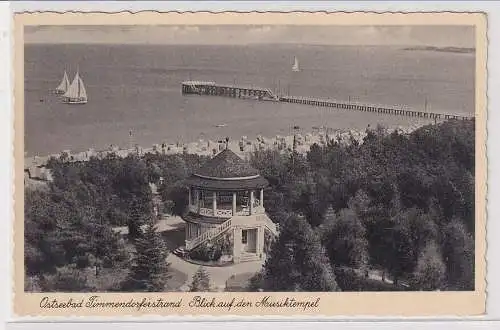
[167,253,263,291]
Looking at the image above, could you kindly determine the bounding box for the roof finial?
[225,137,229,149]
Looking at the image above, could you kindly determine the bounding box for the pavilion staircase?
[184,214,280,253]
[257,214,279,237]
[185,218,233,251]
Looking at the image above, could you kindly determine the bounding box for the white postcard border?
[3,0,499,326]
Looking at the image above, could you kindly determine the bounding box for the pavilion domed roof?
[186,149,268,191]
[195,148,260,179]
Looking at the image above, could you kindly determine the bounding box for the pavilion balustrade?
[188,188,265,217]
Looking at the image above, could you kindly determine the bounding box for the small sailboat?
[54,70,70,94]
[292,56,300,72]
[62,71,88,104]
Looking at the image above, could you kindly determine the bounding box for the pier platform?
[182,81,279,101]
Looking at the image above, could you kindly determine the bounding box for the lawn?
[224,272,257,292]
[165,267,189,291]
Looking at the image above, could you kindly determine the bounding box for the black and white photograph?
[21,18,482,299]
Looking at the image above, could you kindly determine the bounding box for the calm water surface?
[24,44,475,156]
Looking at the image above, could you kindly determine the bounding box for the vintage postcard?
[13,11,486,317]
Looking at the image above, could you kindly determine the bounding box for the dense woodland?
[24,119,475,292]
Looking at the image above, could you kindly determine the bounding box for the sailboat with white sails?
[62,70,88,104]
[292,56,300,72]
[54,70,70,94]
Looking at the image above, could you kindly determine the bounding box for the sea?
[24,44,475,157]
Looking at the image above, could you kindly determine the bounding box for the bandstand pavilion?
[182,148,278,263]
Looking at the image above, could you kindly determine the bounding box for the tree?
[442,219,474,290]
[190,266,211,292]
[307,143,326,169]
[290,176,329,227]
[123,221,171,292]
[320,207,368,269]
[347,189,371,219]
[397,170,432,210]
[411,241,446,290]
[162,200,176,215]
[387,207,438,283]
[127,197,147,239]
[24,188,63,275]
[250,149,288,187]
[261,214,339,292]
[167,183,189,216]
[24,181,129,283]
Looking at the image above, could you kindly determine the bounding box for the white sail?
[78,75,87,101]
[63,72,88,104]
[292,56,300,72]
[55,71,70,94]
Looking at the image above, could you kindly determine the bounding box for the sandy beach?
[24,122,427,173]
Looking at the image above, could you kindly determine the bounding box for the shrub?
[189,242,223,262]
[263,229,275,254]
[247,270,265,291]
[215,232,233,256]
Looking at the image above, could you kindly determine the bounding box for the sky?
[24,25,475,48]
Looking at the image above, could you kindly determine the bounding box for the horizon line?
[24,42,476,49]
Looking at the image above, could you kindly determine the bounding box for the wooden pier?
[181,81,473,121]
[279,96,472,120]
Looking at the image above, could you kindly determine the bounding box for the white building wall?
[233,227,242,263]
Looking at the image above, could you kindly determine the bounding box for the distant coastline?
[402,46,475,54]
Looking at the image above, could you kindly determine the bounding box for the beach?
[24,122,429,173]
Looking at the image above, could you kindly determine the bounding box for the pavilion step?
[173,246,188,257]
[239,253,261,263]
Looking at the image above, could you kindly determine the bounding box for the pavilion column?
[212,191,217,214]
[250,190,254,214]
[188,188,192,207]
[195,190,200,210]
[260,189,264,208]
[232,192,237,216]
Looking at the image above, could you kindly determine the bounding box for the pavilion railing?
[199,207,214,217]
[188,205,266,217]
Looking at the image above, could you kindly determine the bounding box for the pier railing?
[279,95,472,120]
